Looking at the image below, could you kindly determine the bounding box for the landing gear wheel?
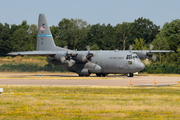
[96,73,101,77]
[85,74,90,77]
[102,74,106,77]
[127,73,133,77]
[79,74,84,77]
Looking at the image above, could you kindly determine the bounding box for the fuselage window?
[132,55,139,59]
[126,55,132,59]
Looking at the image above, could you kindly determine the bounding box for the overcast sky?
[1,0,180,27]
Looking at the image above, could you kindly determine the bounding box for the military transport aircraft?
[8,14,174,77]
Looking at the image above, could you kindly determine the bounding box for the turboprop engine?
[54,54,75,67]
[75,62,102,76]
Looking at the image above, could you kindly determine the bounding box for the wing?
[131,50,174,59]
[7,51,57,56]
[132,50,174,53]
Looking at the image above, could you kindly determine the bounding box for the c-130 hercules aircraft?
[8,14,174,77]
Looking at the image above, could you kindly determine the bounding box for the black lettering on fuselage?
[109,57,124,59]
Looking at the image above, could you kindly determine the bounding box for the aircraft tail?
[36,14,63,51]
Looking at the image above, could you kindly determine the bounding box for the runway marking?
[0,77,123,80]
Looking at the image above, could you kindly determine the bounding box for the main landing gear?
[127,73,133,77]
[96,73,107,77]
[78,74,90,77]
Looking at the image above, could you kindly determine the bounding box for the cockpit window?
[132,55,139,59]
[126,55,132,59]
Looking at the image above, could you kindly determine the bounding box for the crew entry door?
[124,55,133,73]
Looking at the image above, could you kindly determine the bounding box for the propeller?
[142,44,157,64]
[60,45,75,67]
[86,45,97,61]
[67,60,75,67]
[86,45,90,53]
[145,58,149,65]
[71,49,77,56]
[152,54,157,61]
[149,44,157,61]
[149,44,154,51]
[129,45,133,51]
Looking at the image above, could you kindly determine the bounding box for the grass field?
[0,85,180,119]
[0,56,47,66]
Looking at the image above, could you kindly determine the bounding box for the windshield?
[132,55,138,59]
[126,55,132,59]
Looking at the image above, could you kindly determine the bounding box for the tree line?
[1,17,180,64]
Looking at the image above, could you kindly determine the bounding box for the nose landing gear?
[127,73,133,77]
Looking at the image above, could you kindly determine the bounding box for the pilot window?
[132,55,139,59]
[126,55,132,59]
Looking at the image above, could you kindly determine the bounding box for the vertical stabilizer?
[36,14,63,51]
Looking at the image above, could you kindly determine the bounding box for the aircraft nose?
[140,63,145,70]
[134,62,145,71]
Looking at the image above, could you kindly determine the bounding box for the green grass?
[0,56,47,66]
[0,85,180,119]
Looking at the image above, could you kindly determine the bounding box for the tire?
[79,74,84,77]
[96,73,101,77]
[85,74,90,77]
[102,74,106,77]
[127,73,133,77]
[131,73,134,77]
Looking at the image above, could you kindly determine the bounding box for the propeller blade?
[150,44,154,50]
[152,55,157,61]
[68,61,73,67]
[60,56,66,63]
[71,49,77,56]
[64,45,68,53]
[145,58,149,65]
[82,55,87,62]
[92,52,98,57]
[64,45,68,49]
[142,49,146,55]
[86,45,90,53]
[129,45,133,51]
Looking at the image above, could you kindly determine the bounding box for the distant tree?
[131,17,160,44]
[160,19,180,52]
[0,23,11,56]
[86,23,105,49]
[151,33,169,50]
[10,28,29,51]
[151,33,169,63]
[28,24,37,50]
[90,44,100,50]
[19,20,29,32]
[132,38,147,50]
[57,18,89,50]
[115,22,132,50]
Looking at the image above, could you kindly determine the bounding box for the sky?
[1,0,180,28]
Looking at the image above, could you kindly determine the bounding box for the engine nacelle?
[76,69,89,75]
[146,52,152,57]
[54,54,65,62]
[73,54,87,62]
[136,52,152,59]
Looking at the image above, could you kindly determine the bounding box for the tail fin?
[36,14,63,51]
